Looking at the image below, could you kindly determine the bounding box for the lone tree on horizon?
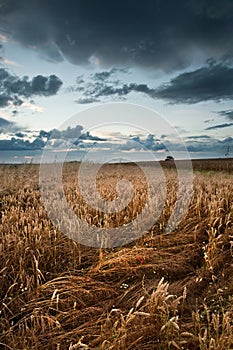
[165,155,174,161]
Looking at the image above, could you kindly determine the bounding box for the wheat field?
[0,160,233,349]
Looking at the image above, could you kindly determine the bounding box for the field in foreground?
[0,159,233,349]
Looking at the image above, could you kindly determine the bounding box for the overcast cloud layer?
[1,0,233,70]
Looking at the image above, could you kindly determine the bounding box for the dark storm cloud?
[186,135,211,139]
[31,75,63,96]
[0,68,63,107]
[217,110,233,120]
[74,62,233,104]
[0,137,45,150]
[205,123,233,130]
[0,94,14,107]
[155,63,233,104]
[79,132,106,142]
[92,68,129,82]
[72,68,155,103]
[75,82,154,103]
[15,131,24,138]
[1,0,233,70]
[188,0,233,19]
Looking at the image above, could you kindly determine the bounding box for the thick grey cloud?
[79,131,106,142]
[92,68,129,82]
[124,134,165,152]
[1,0,233,70]
[31,75,63,96]
[188,0,233,20]
[205,123,233,130]
[0,137,45,150]
[155,63,233,104]
[76,82,153,103]
[0,124,107,150]
[72,69,155,103]
[0,68,63,107]
[74,62,233,105]
[40,125,107,144]
[186,135,211,139]
[15,131,24,138]
[49,125,83,140]
[217,110,233,120]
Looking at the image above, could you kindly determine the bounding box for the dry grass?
[0,160,233,349]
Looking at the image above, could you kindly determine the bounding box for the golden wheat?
[0,160,233,349]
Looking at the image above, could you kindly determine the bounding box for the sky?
[0,0,233,160]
